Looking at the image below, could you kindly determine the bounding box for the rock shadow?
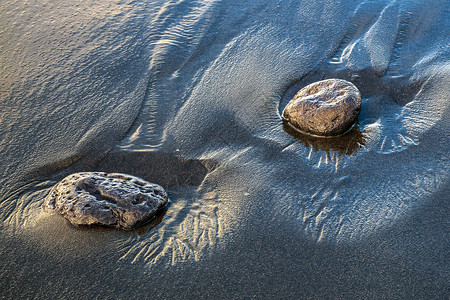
[88,150,208,188]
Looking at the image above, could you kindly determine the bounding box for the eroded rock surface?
[42,172,168,229]
[282,79,361,137]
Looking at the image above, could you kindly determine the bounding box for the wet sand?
[1,0,449,298]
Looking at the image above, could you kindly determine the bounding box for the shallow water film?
[1,0,449,298]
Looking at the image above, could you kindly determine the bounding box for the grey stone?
[42,172,168,229]
[282,79,361,137]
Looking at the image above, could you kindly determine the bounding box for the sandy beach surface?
[1,0,449,298]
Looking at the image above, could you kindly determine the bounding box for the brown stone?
[282,79,361,137]
[42,172,168,229]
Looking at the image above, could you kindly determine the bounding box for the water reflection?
[282,121,365,156]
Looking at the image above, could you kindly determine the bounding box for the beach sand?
[1,0,448,298]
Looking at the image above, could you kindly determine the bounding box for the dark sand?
[0,0,449,298]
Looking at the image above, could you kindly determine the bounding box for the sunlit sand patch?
[0,180,53,231]
[270,146,449,244]
[117,184,233,266]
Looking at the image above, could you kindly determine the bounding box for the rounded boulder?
[282,79,361,137]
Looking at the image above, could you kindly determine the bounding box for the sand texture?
[0,0,448,298]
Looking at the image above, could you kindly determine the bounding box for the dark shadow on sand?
[89,151,209,188]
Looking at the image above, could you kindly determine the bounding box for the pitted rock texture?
[282,79,361,137]
[42,172,168,229]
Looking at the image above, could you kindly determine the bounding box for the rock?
[42,172,168,230]
[282,79,361,137]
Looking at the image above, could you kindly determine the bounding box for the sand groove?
[385,1,415,77]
